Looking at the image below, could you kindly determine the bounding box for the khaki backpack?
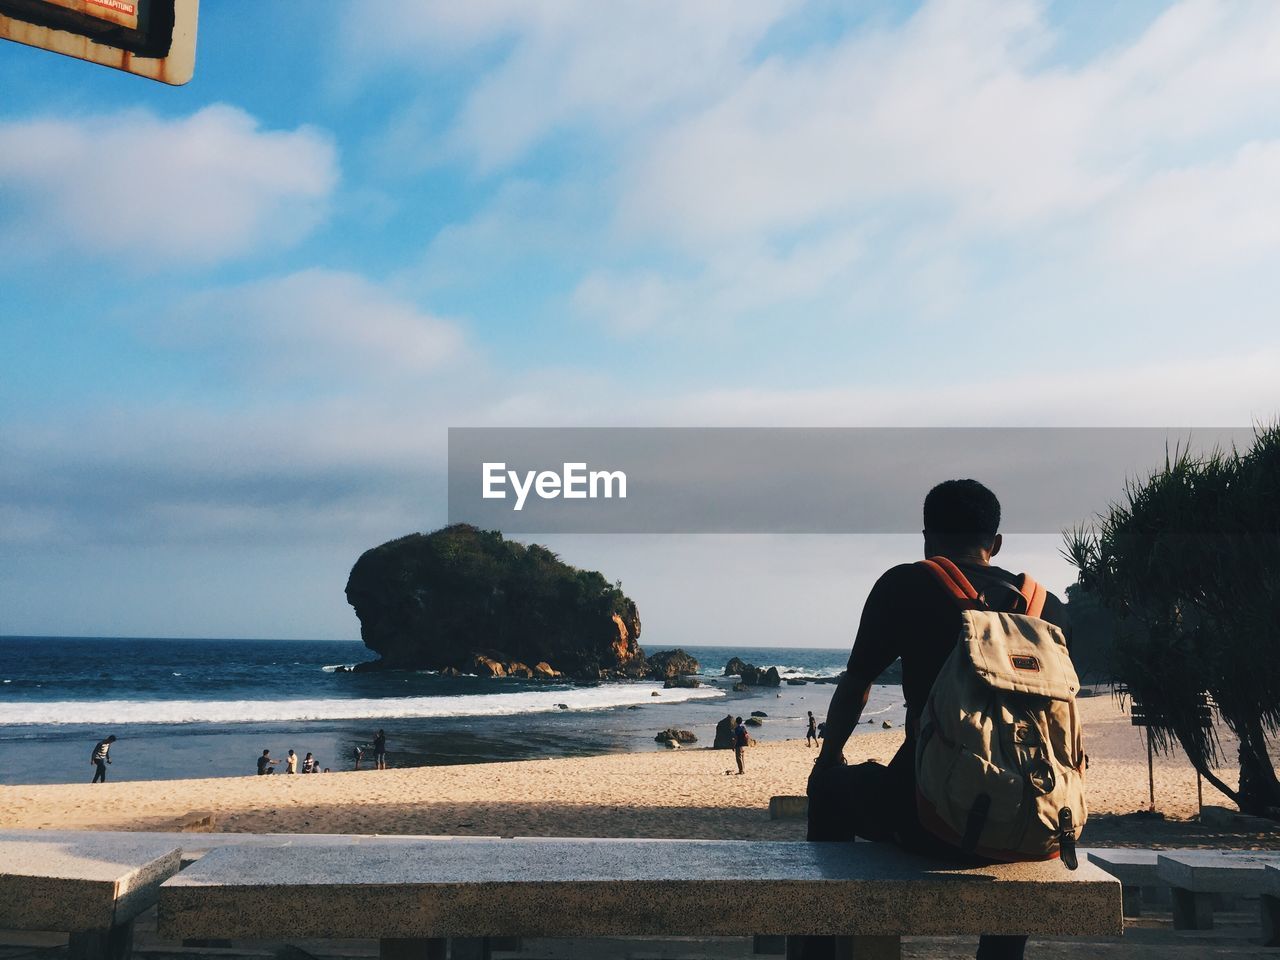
[914,556,1087,868]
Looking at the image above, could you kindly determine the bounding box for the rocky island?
[345,524,645,681]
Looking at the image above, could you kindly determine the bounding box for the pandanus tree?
[1066,425,1280,816]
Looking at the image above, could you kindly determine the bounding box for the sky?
[2,0,1279,645]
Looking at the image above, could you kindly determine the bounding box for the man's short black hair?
[923,479,1001,549]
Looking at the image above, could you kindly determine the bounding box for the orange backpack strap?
[919,557,983,609]
[1016,574,1047,618]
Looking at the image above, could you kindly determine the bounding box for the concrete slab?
[158,839,1121,941]
[0,834,180,932]
[0,831,498,867]
[1156,851,1280,894]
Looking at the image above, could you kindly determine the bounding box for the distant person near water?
[302,752,317,774]
[89,734,115,783]
[374,728,387,770]
[802,480,1076,960]
[353,745,364,770]
[285,749,298,774]
[257,749,278,775]
[733,716,748,775]
[805,711,819,748]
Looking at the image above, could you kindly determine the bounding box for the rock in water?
[345,524,643,678]
[750,711,767,717]
[745,716,763,727]
[647,648,701,680]
[664,675,701,688]
[654,728,697,744]
[713,714,736,749]
[723,656,751,677]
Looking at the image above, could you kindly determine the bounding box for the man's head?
[106,735,116,743]
[735,716,743,725]
[262,749,270,756]
[923,479,1002,561]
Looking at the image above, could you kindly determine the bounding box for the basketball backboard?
[0,0,197,85]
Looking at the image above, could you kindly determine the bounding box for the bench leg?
[754,934,786,954]
[379,938,447,960]
[784,935,900,960]
[69,921,134,960]
[1121,885,1141,917]
[448,939,491,960]
[1261,894,1280,947]
[1172,887,1214,930]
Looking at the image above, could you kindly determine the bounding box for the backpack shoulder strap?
[919,556,983,609]
[1015,573,1047,618]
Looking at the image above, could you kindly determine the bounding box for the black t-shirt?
[374,734,386,754]
[845,559,1070,765]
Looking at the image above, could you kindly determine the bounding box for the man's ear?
[990,533,1003,559]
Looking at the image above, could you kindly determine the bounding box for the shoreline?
[4,696,1277,849]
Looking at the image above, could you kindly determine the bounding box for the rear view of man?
[89,734,115,783]
[805,480,1071,960]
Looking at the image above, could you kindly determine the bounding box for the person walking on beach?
[801,480,1072,960]
[805,711,819,747]
[733,717,748,775]
[257,749,278,775]
[374,729,387,770]
[90,735,115,783]
[285,749,298,774]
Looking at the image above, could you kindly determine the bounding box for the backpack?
[914,556,1087,869]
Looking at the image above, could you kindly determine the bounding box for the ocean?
[0,637,904,785]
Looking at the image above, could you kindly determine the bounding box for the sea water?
[0,637,903,784]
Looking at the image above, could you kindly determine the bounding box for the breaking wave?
[0,683,725,727]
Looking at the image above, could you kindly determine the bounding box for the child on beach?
[302,752,316,774]
[285,749,298,774]
[89,735,115,783]
[805,711,818,747]
[256,750,278,775]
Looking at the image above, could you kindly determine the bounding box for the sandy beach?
[2,695,1276,849]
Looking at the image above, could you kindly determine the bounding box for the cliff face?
[345,524,644,680]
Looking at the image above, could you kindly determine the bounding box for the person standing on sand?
[374,729,387,770]
[800,480,1071,960]
[302,752,316,774]
[733,717,748,775]
[257,749,278,775]
[806,711,819,748]
[90,735,115,783]
[285,749,298,774]
[353,745,363,770]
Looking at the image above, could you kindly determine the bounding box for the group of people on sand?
[256,748,326,775]
[255,727,390,776]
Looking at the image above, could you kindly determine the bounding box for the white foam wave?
[320,663,356,673]
[0,684,725,726]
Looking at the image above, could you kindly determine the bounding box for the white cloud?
[171,269,465,382]
[0,105,337,266]
[619,0,1280,250]
[344,0,797,171]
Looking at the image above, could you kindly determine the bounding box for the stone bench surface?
[159,839,1121,941]
[1085,849,1160,885]
[1156,851,1280,894]
[0,835,181,932]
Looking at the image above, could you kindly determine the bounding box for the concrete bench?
[158,838,1121,960]
[1156,850,1280,931]
[1085,849,1171,916]
[0,834,181,960]
[1257,864,1280,946]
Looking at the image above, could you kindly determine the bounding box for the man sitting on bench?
[805,479,1071,960]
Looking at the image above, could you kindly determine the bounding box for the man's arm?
[814,675,871,767]
[813,566,910,769]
